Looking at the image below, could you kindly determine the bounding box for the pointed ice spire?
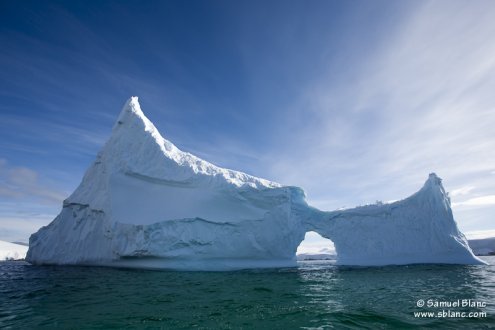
[413,172,453,212]
[427,172,441,184]
[97,97,279,189]
[421,172,444,194]
[113,96,149,130]
[114,96,140,125]
[110,96,170,147]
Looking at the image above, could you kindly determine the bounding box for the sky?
[0,0,494,248]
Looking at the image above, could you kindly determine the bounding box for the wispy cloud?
[0,213,55,243]
[1,0,494,242]
[0,161,63,241]
[450,186,476,197]
[264,1,495,234]
[0,159,67,204]
[453,195,495,208]
[465,229,495,240]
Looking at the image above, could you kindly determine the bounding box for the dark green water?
[1,257,494,329]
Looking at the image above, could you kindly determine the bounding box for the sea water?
[1,257,494,329]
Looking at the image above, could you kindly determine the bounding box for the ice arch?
[297,174,483,266]
[297,231,335,255]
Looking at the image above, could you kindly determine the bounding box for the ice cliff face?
[26,97,485,269]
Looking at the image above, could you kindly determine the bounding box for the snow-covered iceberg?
[1,241,28,260]
[26,97,485,269]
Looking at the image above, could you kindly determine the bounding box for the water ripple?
[1,257,494,328]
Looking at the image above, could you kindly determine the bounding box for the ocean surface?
[1,257,494,329]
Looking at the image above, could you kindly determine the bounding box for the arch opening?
[296,231,337,261]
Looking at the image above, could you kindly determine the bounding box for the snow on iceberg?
[0,241,28,260]
[26,97,486,269]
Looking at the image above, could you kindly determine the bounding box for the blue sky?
[1,0,494,244]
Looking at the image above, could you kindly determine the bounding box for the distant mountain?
[468,238,495,256]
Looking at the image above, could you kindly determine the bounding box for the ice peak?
[425,172,442,187]
[113,96,145,130]
[428,172,440,180]
[111,96,166,143]
[107,96,180,161]
[102,97,279,189]
[416,172,450,205]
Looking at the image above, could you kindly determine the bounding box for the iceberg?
[26,97,485,269]
[0,241,28,260]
